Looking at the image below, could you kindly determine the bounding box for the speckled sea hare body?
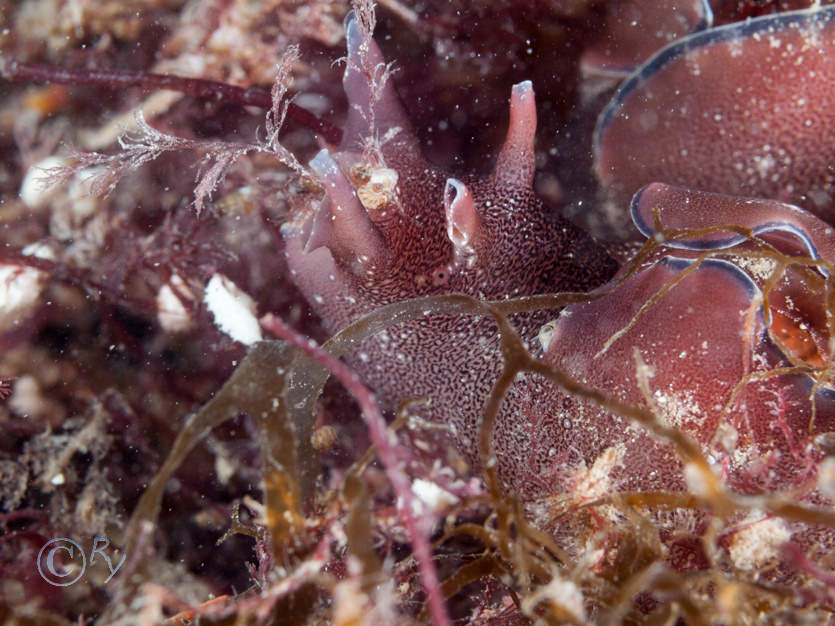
[527,184,835,504]
[580,0,712,77]
[595,4,835,223]
[282,14,616,475]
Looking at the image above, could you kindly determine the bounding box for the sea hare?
[283,8,835,577]
[282,12,616,471]
[595,4,835,223]
[534,183,835,503]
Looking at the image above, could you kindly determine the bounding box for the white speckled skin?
[282,13,616,482]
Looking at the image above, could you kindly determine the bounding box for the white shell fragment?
[311,425,339,451]
[357,167,398,210]
[156,274,195,333]
[204,274,262,345]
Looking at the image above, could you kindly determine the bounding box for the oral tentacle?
[491,81,537,189]
[284,5,618,509]
[308,149,386,268]
[282,237,346,312]
[341,11,420,162]
[443,178,480,260]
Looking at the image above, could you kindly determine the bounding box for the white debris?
[570,444,625,504]
[0,242,54,333]
[538,319,558,352]
[204,274,262,345]
[22,241,56,261]
[332,579,368,626]
[9,375,47,419]
[0,265,46,331]
[684,462,713,498]
[727,514,791,571]
[521,575,586,622]
[156,274,194,333]
[818,456,835,499]
[19,155,66,209]
[411,478,460,513]
[715,422,739,454]
[214,451,235,486]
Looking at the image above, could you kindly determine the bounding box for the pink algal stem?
[0,60,342,145]
[261,314,452,626]
[782,541,835,602]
